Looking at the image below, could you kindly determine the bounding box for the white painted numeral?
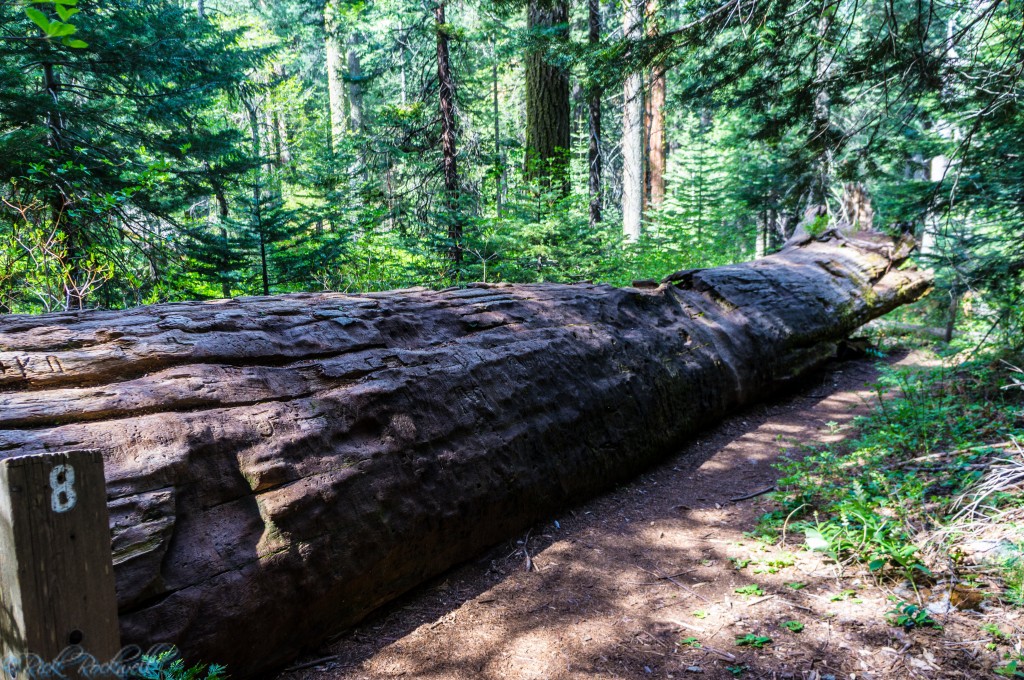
[49,464,77,513]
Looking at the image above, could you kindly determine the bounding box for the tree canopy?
[0,0,1021,343]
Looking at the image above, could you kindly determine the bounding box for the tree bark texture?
[324,1,347,151]
[525,0,570,189]
[0,233,931,678]
[621,0,644,241]
[644,0,666,211]
[588,0,602,226]
[645,74,666,210]
[346,34,364,134]
[435,1,461,263]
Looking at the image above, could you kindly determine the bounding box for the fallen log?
[0,232,931,676]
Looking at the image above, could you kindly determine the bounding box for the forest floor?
[279,350,1014,680]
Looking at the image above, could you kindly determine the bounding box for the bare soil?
[279,351,1013,680]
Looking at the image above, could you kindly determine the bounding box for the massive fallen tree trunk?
[0,232,930,676]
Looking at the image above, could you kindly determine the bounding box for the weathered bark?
[621,0,644,241]
[841,182,874,232]
[0,233,930,678]
[493,41,504,217]
[324,0,347,151]
[587,0,602,226]
[644,0,666,211]
[645,66,666,209]
[435,1,461,263]
[346,34,364,134]
[241,95,270,296]
[524,0,571,190]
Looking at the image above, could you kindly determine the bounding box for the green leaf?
[53,0,79,6]
[25,7,51,33]
[868,559,886,571]
[48,21,76,37]
[61,37,88,48]
[55,5,79,21]
[803,528,830,552]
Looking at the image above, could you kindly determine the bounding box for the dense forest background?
[0,0,1021,343]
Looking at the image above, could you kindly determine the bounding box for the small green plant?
[886,602,943,630]
[692,610,709,619]
[786,581,807,590]
[735,634,772,648]
[781,620,804,633]
[995,657,1024,678]
[756,554,795,574]
[830,589,858,601]
[725,665,749,677]
[135,651,226,680]
[983,623,1011,641]
[734,584,765,597]
[730,557,752,569]
[1002,555,1024,605]
[679,636,701,648]
[807,213,830,237]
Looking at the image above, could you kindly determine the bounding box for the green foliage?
[886,601,942,630]
[781,620,804,633]
[734,584,765,597]
[135,651,226,680]
[768,355,1024,587]
[0,0,255,310]
[0,0,1019,360]
[996,658,1024,678]
[1001,554,1024,606]
[734,634,772,648]
[829,589,860,602]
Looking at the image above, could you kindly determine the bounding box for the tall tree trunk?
[587,0,603,226]
[644,0,666,211]
[203,161,232,298]
[756,209,767,259]
[244,98,270,297]
[493,41,503,218]
[809,12,833,210]
[42,62,83,310]
[525,0,571,191]
[435,0,461,264]
[644,69,666,210]
[621,0,644,242]
[272,64,292,168]
[324,0,347,151]
[347,34,364,134]
[398,20,408,105]
[695,109,710,244]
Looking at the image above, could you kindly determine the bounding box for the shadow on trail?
[279,350,967,680]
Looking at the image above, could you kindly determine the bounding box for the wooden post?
[0,450,121,678]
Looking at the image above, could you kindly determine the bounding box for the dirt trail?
[279,351,995,680]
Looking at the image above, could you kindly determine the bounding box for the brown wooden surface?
[0,232,932,676]
[0,450,120,676]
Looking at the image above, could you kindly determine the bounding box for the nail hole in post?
[69,630,84,645]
